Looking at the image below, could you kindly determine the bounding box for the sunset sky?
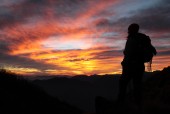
[0,0,170,76]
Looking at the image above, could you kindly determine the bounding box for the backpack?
[138,34,157,71]
[141,35,157,63]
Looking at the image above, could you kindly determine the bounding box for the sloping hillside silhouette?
[0,69,82,114]
[142,66,170,113]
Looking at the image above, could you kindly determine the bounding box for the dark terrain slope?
[0,69,82,114]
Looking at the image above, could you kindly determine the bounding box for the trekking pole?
[146,60,152,72]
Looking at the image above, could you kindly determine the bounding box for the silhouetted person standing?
[118,23,157,109]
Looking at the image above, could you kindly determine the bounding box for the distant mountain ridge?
[32,66,170,113]
[32,74,120,112]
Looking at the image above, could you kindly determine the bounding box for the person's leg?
[132,64,144,107]
[118,65,131,105]
[133,75,143,105]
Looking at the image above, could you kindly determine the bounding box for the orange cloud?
[23,47,122,75]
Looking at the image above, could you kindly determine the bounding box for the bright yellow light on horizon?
[4,67,41,75]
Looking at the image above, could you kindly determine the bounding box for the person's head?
[128,23,139,34]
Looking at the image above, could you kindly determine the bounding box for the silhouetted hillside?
[142,66,170,113]
[0,69,82,114]
[95,66,170,114]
